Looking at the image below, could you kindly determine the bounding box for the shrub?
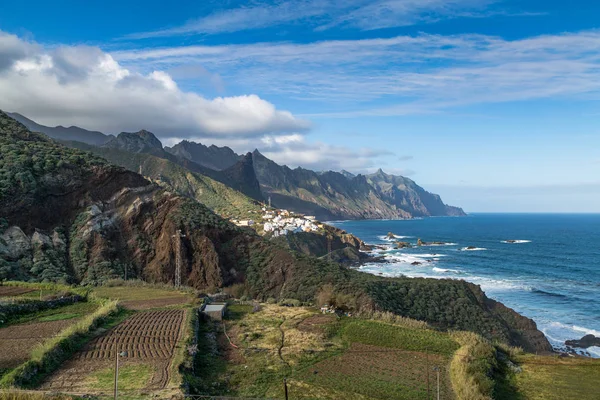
[278,298,301,307]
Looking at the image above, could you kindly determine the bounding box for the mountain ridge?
[6,112,465,220]
[7,112,113,146]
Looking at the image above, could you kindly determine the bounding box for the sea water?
[330,213,600,357]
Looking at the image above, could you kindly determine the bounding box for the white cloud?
[125,0,501,38]
[114,31,600,116]
[259,134,395,171]
[0,31,308,138]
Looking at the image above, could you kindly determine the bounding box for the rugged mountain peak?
[104,129,163,154]
[374,168,388,178]
[165,140,241,170]
[222,152,263,201]
[340,169,356,179]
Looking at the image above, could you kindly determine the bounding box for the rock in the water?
[565,334,600,349]
[466,246,477,250]
[417,238,423,246]
[411,261,422,266]
[395,241,411,249]
[386,232,396,239]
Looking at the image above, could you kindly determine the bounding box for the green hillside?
[62,141,262,220]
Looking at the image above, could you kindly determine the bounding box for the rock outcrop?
[565,335,600,349]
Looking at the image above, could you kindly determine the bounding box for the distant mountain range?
[7,112,113,146]
[6,112,465,220]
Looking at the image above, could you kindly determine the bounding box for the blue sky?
[0,0,599,212]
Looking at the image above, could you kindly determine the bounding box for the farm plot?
[93,286,191,310]
[0,320,78,371]
[297,343,453,400]
[0,286,35,297]
[0,301,99,376]
[40,309,186,394]
[196,305,458,400]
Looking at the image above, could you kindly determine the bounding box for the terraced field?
[192,304,457,399]
[0,286,35,297]
[92,286,191,310]
[40,309,187,393]
[0,301,99,378]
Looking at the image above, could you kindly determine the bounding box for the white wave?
[460,247,487,251]
[410,253,447,258]
[587,346,600,357]
[420,242,457,246]
[501,239,531,244]
[540,321,600,358]
[567,324,600,338]
[433,267,461,274]
[385,254,434,265]
[468,276,532,292]
[378,235,413,242]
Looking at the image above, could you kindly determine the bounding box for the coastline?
[329,215,600,358]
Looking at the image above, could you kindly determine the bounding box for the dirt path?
[277,318,288,367]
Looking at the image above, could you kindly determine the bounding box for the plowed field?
[0,319,78,369]
[40,309,186,393]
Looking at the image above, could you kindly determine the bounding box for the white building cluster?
[261,208,319,237]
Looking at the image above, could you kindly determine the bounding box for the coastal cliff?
[0,111,549,353]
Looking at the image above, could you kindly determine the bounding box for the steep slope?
[0,111,549,352]
[7,112,112,146]
[63,141,262,219]
[165,140,242,170]
[252,150,464,220]
[366,169,466,217]
[221,153,263,201]
[252,150,409,220]
[102,130,263,202]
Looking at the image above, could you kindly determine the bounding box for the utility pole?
[426,348,430,400]
[113,349,128,400]
[433,366,440,400]
[172,230,186,288]
[268,196,272,208]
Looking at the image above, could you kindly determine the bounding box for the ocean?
[330,213,600,357]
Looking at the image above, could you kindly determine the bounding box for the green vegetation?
[0,111,108,203]
[366,279,514,344]
[87,363,154,391]
[0,299,121,389]
[6,301,97,326]
[341,320,459,355]
[188,303,457,400]
[63,142,262,220]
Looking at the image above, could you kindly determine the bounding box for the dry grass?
[354,310,430,330]
[511,354,600,400]
[449,331,496,400]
